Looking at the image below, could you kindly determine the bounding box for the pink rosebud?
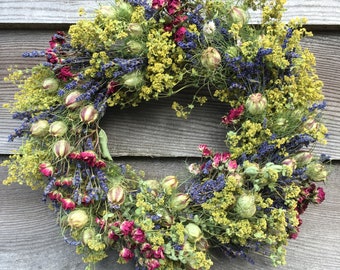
[61,177,73,186]
[49,121,68,137]
[201,47,221,69]
[53,139,71,158]
[221,105,244,125]
[30,120,49,137]
[167,0,181,14]
[107,186,125,205]
[39,162,54,177]
[153,246,165,259]
[95,217,106,229]
[61,198,76,210]
[198,144,212,156]
[80,105,98,124]
[245,93,267,115]
[227,160,238,172]
[108,229,119,241]
[314,187,326,204]
[152,0,166,9]
[119,247,134,262]
[80,151,97,167]
[65,91,82,109]
[146,258,161,270]
[170,193,190,211]
[174,26,186,42]
[131,227,146,243]
[212,152,230,168]
[188,163,200,175]
[95,160,106,168]
[48,190,63,201]
[120,220,134,236]
[42,77,59,92]
[141,242,152,253]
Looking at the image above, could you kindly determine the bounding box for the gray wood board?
[1,0,340,26]
[0,30,339,158]
[0,157,339,270]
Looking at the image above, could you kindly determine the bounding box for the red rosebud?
[152,0,166,9]
[39,162,54,177]
[95,160,106,168]
[61,198,76,210]
[106,81,118,96]
[221,105,244,125]
[48,190,63,201]
[80,151,97,167]
[198,144,212,157]
[153,246,165,259]
[119,247,134,262]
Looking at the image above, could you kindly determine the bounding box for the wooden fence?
[0,1,339,269]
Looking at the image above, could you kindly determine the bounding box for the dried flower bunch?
[2,0,329,269]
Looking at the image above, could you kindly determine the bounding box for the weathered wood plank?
[0,30,339,158]
[0,0,340,26]
[1,157,339,270]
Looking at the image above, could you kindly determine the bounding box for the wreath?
[2,0,330,269]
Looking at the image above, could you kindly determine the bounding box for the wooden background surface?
[0,1,339,270]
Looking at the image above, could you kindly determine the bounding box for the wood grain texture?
[0,30,339,158]
[1,0,340,26]
[1,157,339,270]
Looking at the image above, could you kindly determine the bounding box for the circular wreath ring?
[3,0,329,269]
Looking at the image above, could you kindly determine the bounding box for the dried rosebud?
[306,162,328,182]
[184,223,203,243]
[201,47,221,69]
[235,193,256,218]
[145,259,160,270]
[53,139,71,158]
[82,227,96,245]
[65,91,82,109]
[120,220,134,236]
[107,186,125,205]
[127,40,144,54]
[131,228,146,244]
[30,120,49,137]
[49,121,68,137]
[61,198,76,210]
[128,23,143,37]
[67,209,89,229]
[80,105,98,124]
[42,77,59,92]
[119,247,134,262]
[170,193,190,211]
[39,162,54,177]
[230,6,248,26]
[293,152,314,167]
[245,93,267,115]
[122,71,143,88]
[48,190,63,201]
[161,175,179,193]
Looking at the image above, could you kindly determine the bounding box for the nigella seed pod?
[282,158,297,171]
[30,120,49,137]
[107,186,125,205]
[82,228,95,245]
[184,223,203,243]
[230,6,248,26]
[65,91,82,109]
[170,193,190,211]
[245,93,267,115]
[67,209,89,229]
[201,47,221,69]
[42,77,59,92]
[128,23,143,37]
[306,162,328,182]
[53,139,71,158]
[49,121,68,137]
[127,40,144,54]
[293,151,314,167]
[161,175,179,193]
[80,105,98,124]
[235,193,256,218]
[122,71,143,88]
